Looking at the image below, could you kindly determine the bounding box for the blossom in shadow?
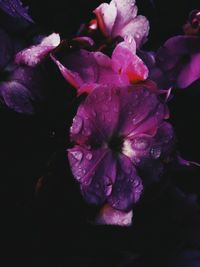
[155,35,200,88]
[68,85,174,214]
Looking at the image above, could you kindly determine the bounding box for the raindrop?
[71,150,83,161]
[132,118,137,125]
[71,116,83,134]
[133,137,150,150]
[151,147,161,159]
[86,153,93,160]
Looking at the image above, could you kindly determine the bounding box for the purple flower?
[93,0,149,48]
[68,85,174,213]
[51,39,148,95]
[0,33,60,114]
[155,35,200,88]
[0,0,33,23]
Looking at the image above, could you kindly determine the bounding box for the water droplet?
[86,153,93,160]
[133,179,140,187]
[135,157,141,164]
[113,106,118,113]
[135,33,140,40]
[132,118,137,125]
[71,116,83,134]
[151,147,161,159]
[133,137,150,150]
[71,150,83,161]
[84,129,91,136]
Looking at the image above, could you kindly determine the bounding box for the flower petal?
[116,87,166,138]
[112,40,148,83]
[70,85,120,143]
[108,153,143,211]
[0,80,34,114]
[96,203,133,226]
[0,0,33,23]
[114,15,149,48]
[93,1,117,37]
[15,33,60,67]
[177,52,200,88]
[68,146,116,205]
[113,0,138,30]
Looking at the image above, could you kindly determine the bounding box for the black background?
[1,0,200,266]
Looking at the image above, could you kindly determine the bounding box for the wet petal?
[68,146,116,205]
[116,87,166,138]
[96,203,133,226]
[112,0,138,30]
[112,40,148,83]
[0,0,33,23]
[115,15,150,48]
[16,33,60,67]
[0,80,34,114]
[93,1,117,36]
[70,85,120,143]
[108,153,143,211]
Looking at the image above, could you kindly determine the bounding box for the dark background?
[1,0,200,266]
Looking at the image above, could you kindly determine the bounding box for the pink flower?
[51,38,148,95]
[93,0,149,48]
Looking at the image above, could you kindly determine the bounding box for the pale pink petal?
[112,0,138,32]
[117,15,150,48]
[15,33,60,67]
[93,2,117,37]
[96,203,133,226]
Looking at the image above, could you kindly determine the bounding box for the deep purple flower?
[0,33,60,114]
[155,35,200,88]
[94,0,149,48]
[68,85,174,214]
[0,0,33,23]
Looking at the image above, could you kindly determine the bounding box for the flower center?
[108,135,124,154]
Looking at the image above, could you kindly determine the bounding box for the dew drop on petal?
[86,152,93,160]
[71,116,83,134]
[70,150,83,161]
[132,137,150,150]
[151,147,162,159]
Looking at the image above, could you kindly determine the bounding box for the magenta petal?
[112,40,148,83]
[68,146,116,205]
[177,52,200,88]
[93,2,117,37]
[108,153,143,211]
[157,36,200,72]
[116,87,166,138]
[70,85,120,143]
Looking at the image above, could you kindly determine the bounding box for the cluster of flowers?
[0,0,200,226]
